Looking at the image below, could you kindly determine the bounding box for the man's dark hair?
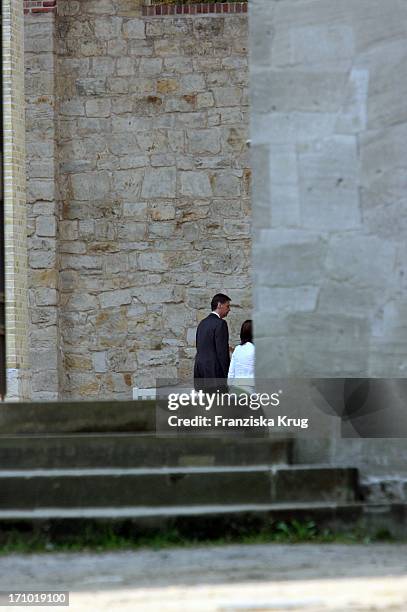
[211,293,231,311]
[240,319,253,344]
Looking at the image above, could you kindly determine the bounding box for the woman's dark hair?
[240,319,253,344]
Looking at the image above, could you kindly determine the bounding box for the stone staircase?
[0,401,405,538]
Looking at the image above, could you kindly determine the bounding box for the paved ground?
[0,543,406,611]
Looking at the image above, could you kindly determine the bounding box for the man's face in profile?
[218,301,231,319]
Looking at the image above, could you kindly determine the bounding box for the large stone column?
[2,0,29,399]
[25,1,60,400]
[250,0,407,482]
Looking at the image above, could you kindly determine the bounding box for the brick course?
[143,3,248,16]
[23,2,248,17]
[24,0,56,15]
[3,0,29,399]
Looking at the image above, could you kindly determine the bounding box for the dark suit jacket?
[194,313,230,381]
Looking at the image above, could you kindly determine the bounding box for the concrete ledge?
[0,466,359,508]
[0,435,293,468]
[0,401,156,434]
[0,502,405,539]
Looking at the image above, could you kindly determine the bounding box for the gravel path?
[0,543,406,611]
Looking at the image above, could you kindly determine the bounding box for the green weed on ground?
[0,521,398,555]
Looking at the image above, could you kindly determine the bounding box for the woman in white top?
[228,319,255,387]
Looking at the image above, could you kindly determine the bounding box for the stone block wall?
[251,0,407,380]
[250,0,407,484]
[25,11,60,400]
[24,1,251,399]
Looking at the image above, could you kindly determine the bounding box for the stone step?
[0,401,156,434]
[0,502,405,539]
[0,435,292,469]
[0,465,359,509]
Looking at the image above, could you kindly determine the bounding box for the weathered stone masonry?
[25,2,60,400]
[25,1,251,399]
[250,0,407,489]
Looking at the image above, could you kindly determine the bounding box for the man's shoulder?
[207,313,222,321]
[212,314,227,327]
[198,313,226,328]
[198,313,217,326]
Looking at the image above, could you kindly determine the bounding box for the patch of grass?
[0,521,398,556]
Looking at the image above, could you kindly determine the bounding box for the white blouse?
[228,342,255,382]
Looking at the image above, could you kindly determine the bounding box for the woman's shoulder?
[233,342,254,354]
[243,341,255,352]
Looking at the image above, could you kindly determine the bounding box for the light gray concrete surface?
[250,0,407,486]
[251,0,407,379]
[1,543,407,610]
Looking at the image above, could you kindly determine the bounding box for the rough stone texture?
[25,5,251,398]
[25,12,60,400]
[250,0,407,483]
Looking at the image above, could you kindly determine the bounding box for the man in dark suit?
[194,293,231,389]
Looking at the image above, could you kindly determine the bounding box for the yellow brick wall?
[2,0,29,398]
